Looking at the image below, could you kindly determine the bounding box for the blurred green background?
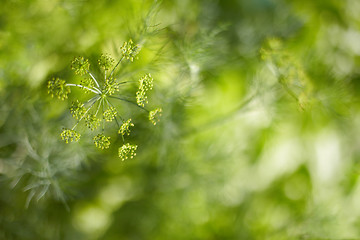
[1,0,360,239]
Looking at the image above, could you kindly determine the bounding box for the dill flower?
[103,107,117,122]
[71,57,90,76]
[104,77,120,95]
[85,114,101,130]
[98,54,115,70]
[70,100,86,120]
[47,77,71,100]
[120,39,140,62]
[60,129,80,143]
[80,77,95,93]
[149,108,162,125]
[136,74,153,107]
[50,39,161,158]
[118,119,134,136]
[93,134,111,149]
[118,143,137,161]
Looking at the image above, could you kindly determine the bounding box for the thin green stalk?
[86,70,100,89]
[104,98,125,143]
[109,95,149,112]
[95,98,103,117]
[109,56,124,78]
[105,98,125,122]
[66,84,100,94]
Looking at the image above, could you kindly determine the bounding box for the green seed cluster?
[70,100,86,120]
[105,78,120,95]
[47,77,70,100]
[103,107,117,122]
[93,134,111,149]
[120,39,139,62]
[118,119,134,136]
[85,114,101,130]
[71,57,90,76]
[60,129,80,143]
[118,143,137,161]
[149,108,162,125]
[98,54,115,70]
[136,74,153,107]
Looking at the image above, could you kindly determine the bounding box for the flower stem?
[66,84,100,94]
[109,96,149,112]
[86,70,100,89]
[109,56,124,78]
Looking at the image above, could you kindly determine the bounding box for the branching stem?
[66,84,100,94]
[109,96,149,112]
[86,70,100,89]
[109,56,124,78]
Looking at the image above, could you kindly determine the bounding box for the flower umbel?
[93,134,111,149]
[118,119,134,136]
[103,107,117,122]
[104,77,120,95]
[71,57,90,76]
[48,77,70,100]
[149,108,162,125]
[98,54,115,70]
[70,100,86,120]
[49,39,161,159]
[120,39,140,62]
[85,114,101,131]
[136,74,153,107]
[80,77,95,93]
[118,143,137,161]
[60,129,80,143]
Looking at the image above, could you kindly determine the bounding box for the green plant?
[48,39,162,160]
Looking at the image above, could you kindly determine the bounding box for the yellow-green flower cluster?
[71,57,90,76]
[149,108,162,125]
[60,129,80,143]
[93,134,111,149]
[98,54,115,70]
[118,143,137,161]
[104,78,120,95]
[80,77,95,93]
[47,77,70,100]
[120,39,139,62]
[85,114,101,130]
[136,74,153,107]
[49,40,161,160]
[118,119,134,136]
[70,100,86,120]
[103,107,117,122]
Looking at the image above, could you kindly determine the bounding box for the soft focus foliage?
[1,0,360,239]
